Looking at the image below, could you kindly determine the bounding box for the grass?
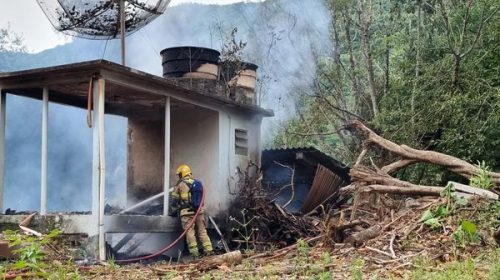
[1,247,498,279]
[405,249,500,280]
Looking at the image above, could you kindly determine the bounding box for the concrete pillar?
[91,78,107,261]
[91,79,100,218]
[97,78,106,261]
[163,96,171,216]
[40,87,49,214]
[0,90,5,213]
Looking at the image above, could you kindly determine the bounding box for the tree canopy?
[274,0,500,184]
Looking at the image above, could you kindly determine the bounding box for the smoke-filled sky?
[0,0,331,212]
[0,0,263,53]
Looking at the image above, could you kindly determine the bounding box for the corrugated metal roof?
[262,147,350,181]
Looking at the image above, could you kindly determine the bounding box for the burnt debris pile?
[224,121,499,272]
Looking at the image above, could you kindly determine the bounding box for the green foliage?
[296,238,310,259]
[314,252,333,280]
[420,183,470,230]
[349,258,365,280]
[46,262,81,280]
[408,249,500,279]
[322,251,332,266]
[162,270,180,280]
[275,0,500,181]
[452,220,479,246]
[294,238,310,272]
[3,229,61,272]
[470,161,494,190]
[411,258,477,280]
[488,250,500,280]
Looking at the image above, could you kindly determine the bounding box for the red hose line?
[115,186,206,264]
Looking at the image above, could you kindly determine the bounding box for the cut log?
[341,183,485,200]
[360,184,443,196]
[350,166,438,190]
[347,224,382,246]
[448,181,498,200]
[380,159,418,175]
[331,219,365,231]
[196,250,242,271]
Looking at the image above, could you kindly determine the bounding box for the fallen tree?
[220,128,499,272]
[341,120,500,199]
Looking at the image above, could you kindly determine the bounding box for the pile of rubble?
[221,121,499,273]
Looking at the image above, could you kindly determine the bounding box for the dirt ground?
[1,196,498,279]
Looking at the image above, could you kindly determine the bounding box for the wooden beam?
[449,181,498,200]
[0,73,93,90]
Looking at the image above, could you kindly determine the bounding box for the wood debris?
[222,121,499,276]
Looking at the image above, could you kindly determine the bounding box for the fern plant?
[470,161,493,190]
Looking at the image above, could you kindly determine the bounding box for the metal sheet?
[300,164,346,213]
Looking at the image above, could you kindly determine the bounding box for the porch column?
[97,79,106,261]
[163,96,171,216]
[0,90,5,213]
[91,78,107,261]
[91,79,100,220]
[40,87,49,214]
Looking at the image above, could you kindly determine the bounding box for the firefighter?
[170,164,213,257]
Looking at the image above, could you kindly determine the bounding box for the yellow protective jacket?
[170,177,203,216]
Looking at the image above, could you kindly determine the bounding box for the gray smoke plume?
[0,0,331,211]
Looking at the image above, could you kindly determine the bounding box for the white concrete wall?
[170,106,219,214]
[217,111,263,212]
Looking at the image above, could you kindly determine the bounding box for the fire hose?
[114,187,206,264]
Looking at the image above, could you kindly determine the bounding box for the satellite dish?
[37,0,171,65]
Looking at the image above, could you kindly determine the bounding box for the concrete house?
[0,47,273,260]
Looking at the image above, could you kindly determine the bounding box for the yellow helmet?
[176,164,192,178]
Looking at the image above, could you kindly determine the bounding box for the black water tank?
[160,46,221,79]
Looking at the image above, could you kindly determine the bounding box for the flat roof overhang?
[0,59,274,118]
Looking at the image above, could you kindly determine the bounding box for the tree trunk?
[358,184,444,196]
[412,3,421,124]
[358,1,379,117]
[349,120,500,185]
[453,54,461,87]
[348,224,382,246]
[342,13,363,109]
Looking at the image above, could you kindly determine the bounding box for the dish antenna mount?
[37,0,171,65]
